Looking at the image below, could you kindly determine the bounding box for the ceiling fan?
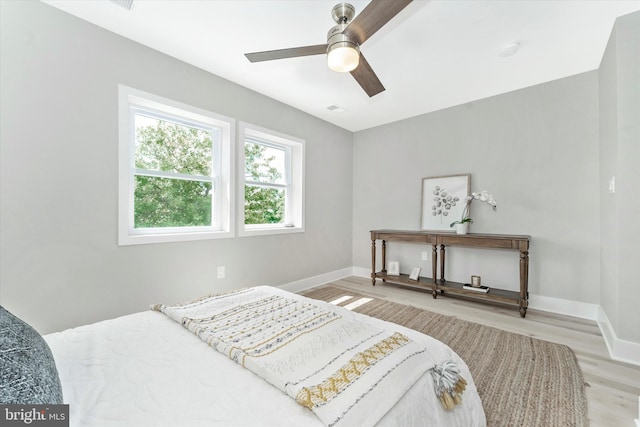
[244,0,413,97]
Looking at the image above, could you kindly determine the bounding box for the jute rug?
[302,285,588,427]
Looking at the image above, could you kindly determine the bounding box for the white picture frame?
[420,174,470,231]
[387,261,400,276]
[409,267,421,281]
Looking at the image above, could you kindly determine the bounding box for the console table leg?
[440,244,446,282]
[519,249,529,318]
[371,239,376,286]
[381,240,387,274]
[432,243,438,299]
[519,306,527,318]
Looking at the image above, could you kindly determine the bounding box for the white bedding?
[44,288,486,427]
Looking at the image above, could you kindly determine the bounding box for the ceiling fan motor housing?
[327,3,360,72]
[326,2,359,69]
[328,2,358,51]
[327,24,359,52]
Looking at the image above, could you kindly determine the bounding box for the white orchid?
[450,190,497,228]
[469,191,497,210]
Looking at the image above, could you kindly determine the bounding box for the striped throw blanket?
[152,286,466,427]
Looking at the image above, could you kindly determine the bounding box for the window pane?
[134,175,212,228]
[135,114,212,176]
[244,142,286,185]
[244,185,285,225]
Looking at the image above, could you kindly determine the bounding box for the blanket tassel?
[430,360,467,410]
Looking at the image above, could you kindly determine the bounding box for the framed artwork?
[409,267,421,281]
[420,174,470,231]
[387,261,400,276]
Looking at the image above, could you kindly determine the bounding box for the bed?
[3,286,486,426]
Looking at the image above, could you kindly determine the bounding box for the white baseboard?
[352,266,372,279]
[279,267,354,294]
[597,307,640,366]
[528,294,599,320]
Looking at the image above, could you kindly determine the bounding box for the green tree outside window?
[244,142,285,225]
[133,117,285,229]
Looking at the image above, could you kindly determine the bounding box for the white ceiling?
[43,0,639,132]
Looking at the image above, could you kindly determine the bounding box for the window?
[238,123,304,236]
[119,85,234,245]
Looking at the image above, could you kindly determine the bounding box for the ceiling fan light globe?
[327,44,360,72]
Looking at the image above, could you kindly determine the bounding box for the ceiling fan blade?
[350,53,385,97]
[343,0,413,46]
[245,44,328,63]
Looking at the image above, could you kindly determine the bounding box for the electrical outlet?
[217,266,225,279]
[421,251,429,261]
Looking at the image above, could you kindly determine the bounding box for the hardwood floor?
[321,276,640,427]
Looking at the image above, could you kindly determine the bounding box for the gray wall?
[352,72,601,303]
[0,1,353,334]
[599,11,640,343]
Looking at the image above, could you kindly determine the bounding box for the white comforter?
[45,287,486,427]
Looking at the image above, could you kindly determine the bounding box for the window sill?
[238,225,304,238]
[118,229,234,246]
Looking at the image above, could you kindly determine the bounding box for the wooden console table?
[370,230,531,317]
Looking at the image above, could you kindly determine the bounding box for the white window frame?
[118,85,234,245]
[238,122,304,237]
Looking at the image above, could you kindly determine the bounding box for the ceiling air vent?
[326,105,346,113]
[109,0,134,11]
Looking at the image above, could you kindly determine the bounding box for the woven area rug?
[302,285,588,427]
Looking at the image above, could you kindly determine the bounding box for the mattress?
[44,288,486,426]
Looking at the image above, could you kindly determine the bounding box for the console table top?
[370,229,530,241]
